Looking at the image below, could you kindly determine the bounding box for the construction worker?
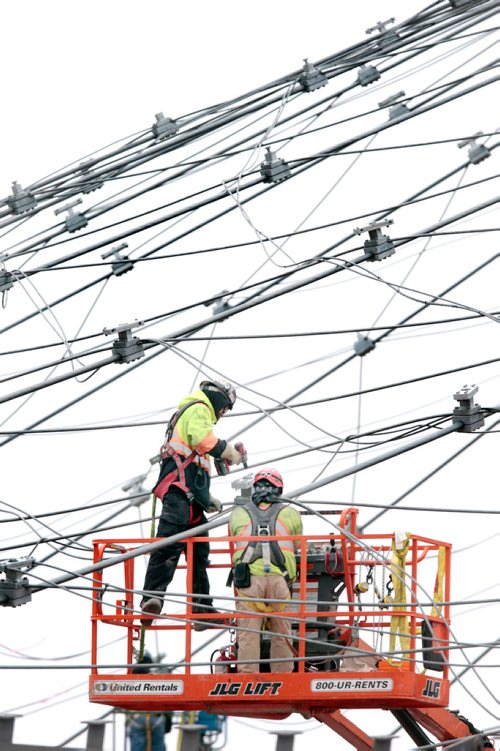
[126,656,172,751]
[229,468,302,672]
[141,380,243,628]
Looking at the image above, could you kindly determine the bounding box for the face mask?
[252,483,281,505]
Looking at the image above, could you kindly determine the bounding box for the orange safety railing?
[90,509,451,680]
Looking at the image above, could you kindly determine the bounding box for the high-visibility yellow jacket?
[155,389,223,512]
[229,501,303,580]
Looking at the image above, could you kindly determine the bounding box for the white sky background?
[1,1,500,750]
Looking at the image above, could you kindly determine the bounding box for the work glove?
[208,494,222,513]
[221,442,242,466]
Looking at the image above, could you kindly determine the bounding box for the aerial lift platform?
[89,507,492,750]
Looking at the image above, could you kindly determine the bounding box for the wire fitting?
[0,557,34,607]
[205,289,230,317]
[299,59,327,92]
[260,147,291,183]
[0,269,14,293]
[79,160,104,193]
[101,242,134,277]
[354,334,376,357]
[232,474,254,506]
[458,132,490,165]
[103,320,145,363]
[7,181,37,215]
[354,219,395,261]
[452,384,484,432]
[122,474,150,506]
[54,199,88,233]
[357,65,381,87]
[449,0,473,7]
[152,112,179,140]
[366,18,399,49]
[378,91,409,121]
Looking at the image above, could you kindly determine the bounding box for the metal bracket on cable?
[0,269,14,293]
[122,473,150,507]
[205,289,230,317]
[260,147,291,183]
[354,219,395,261]
[357,65,381,87]
[152,112,179,140]
[378,91,409,121]
[366,18,399,49]
[7,181,37,214]
[103,320,145,363]
[354,334,376,357]
[101,242,134,276]
[0,557,35,607]
[232,474,254,506]
[449,0,473,7]
[299,58,327,92]
[452,384,485,432]
[54,198,88,232]
[79,159,104,193]
[457,132,490,165]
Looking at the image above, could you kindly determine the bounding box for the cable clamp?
[0,269,15,293]
[103,320,145,363]
[260,147,291,183]
[205,289,230,317]
[378,91,409,120]
[79,160,104,193]
[357,65,381,87]
[299,58,327,92]
[354,334,376,357]
[101,242,134,277]
[353,219,395,261]
[152,112,179,140]
[7,181,37,215]
[366,18,399,49]
[0,556,35,607]
[54,198,88,233]
[232,474,254,506]
[457,132,490,165]
[452,384,485,432]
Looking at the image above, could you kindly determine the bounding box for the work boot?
[140,597,162,626]
[192,608,230,631]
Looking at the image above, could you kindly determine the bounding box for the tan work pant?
[236,573,293,673]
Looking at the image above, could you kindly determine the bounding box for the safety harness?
[153,400,206,501]
[239,502,288,576]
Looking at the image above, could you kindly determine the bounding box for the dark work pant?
[142,487,212,610]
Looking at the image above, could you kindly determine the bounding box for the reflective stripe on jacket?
[229,502,303,580]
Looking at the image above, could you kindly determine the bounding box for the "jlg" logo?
[422,679,441,699]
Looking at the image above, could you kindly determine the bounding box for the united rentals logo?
[93,680,184,695]
[311,678,393,692]
[422,678,441,699]
[208,681,283,697]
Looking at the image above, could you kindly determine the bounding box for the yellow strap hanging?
[388,533,411,666]
[431,546,446,618]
